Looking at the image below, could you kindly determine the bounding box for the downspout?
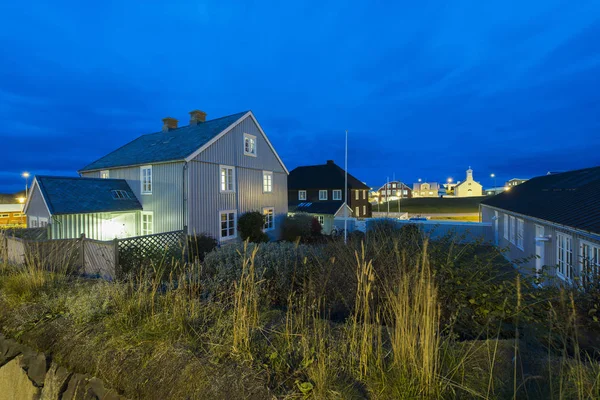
[183,162,188,233]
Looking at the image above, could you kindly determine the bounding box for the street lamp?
[491,173,496,194]
[22,172,30,200]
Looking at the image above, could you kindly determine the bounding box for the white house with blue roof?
[25,109,289,242]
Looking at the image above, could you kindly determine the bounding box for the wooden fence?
[0,229,185,279]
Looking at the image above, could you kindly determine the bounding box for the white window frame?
[298,190,307,201]
[556,232,573,280]
[140,165,152,195]
[220,165,236,193]
[243,133,257,157]
[100,170,109,179]
[503,214,509,240]
[319,190,327,200]
[39,217,48,227]
[317,215,324,225]
[509,216,516,244]
[516,219,524,250]
[580,240,600,282]
[333,190,342,200]
[263,207,274,231]
[263,171,273,193]
[141,212,153,235]
[30,216,38,228]
[220,210,237,240]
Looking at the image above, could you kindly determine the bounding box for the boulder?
[0,355,41,400]
[40,363,72,400]
[20,351,48,386]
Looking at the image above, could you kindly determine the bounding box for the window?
[142,212,153,235]
[581,241,600,281]
[509,216,516,244]
[504,214,509,240]
[100,170,109,179]
[403,190,408,196]
[12,213,22,217]
[363,190,367,200]
[517,219,524,250]
[0,214,9,218]
[319,190,328,200]
[355,190,359,200]
[220,210,237,240]
[111,190,131,200]
[263,207,274,231]
[298,190,307,200]
[557,233,573,280]
[429,191,433,195]
[363,205,366,215]
[220,166,235,192]
[387,190,391,196]
[392,183,396,188]
[333,190,342,200]
[29,217,38,228]
[317,215,324,225]
[355,207,359,217]
[244,133,256,156]
[39,218,48,227]
[263,171,273,193]
[141,166,152,194]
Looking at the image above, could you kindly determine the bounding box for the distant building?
[485,187,506,196]
[0,204,25,227]
[375,181,412,203]
[505,178,527,187]
[453,167,483,197]
[412,181,440,198]
[481,166,600,284]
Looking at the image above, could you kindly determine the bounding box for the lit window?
[333,190,342,200]
[317,215,324,225]
[557,232,573,280]
[111,190,131,200]
[392,183,396,188]
[220,166,235,192]
[263,207,274,231]
[319,190,328,200]
[141,166,152,194]
[0,214,9,218]
[100,170,109,179]
[355,190,359,200]
[298,190,307,200]
[142,212,153,235]
[220,210,237,240]
[355,206,359,217]
[363,190,367,200]
[517,219,524,250]
[244,133,256,156]
[12,213,22,217]
[363,205,366,215]
[263,171,273,193]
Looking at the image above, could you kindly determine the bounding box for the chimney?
[162,117,178,132]
[189,110,207,125]
[327,160,335,165]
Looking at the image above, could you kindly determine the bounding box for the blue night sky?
[1,0,599,193]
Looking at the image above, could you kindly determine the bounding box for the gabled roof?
[289,201,351,216]
[288,160,369,190]
[481,166,600,235]
[79,111,248,171]
[377,181,411,191]
[26,176,142,215]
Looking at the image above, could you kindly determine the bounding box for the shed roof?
[289,201,348,215]
[481,166,600,235]
[32,176,142,215]
[79,111,248,171]
[288,161,369,190]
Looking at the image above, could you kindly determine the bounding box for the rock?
[0,355,41,400]
[61,373,91,400]
[40,363,72,400]
[0,338,25,367]
[20,351,48,386]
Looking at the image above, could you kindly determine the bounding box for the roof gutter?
[481,204,600,242]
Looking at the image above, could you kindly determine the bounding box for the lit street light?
[491,173,497,194]
[22,172,30,200]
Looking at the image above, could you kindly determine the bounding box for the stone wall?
[0,333,125,400]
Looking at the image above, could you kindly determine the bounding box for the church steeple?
[466,166,473,181]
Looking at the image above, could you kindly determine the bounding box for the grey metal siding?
[82,162,185,234]
[188,114,288,242]
[25,184,51,225]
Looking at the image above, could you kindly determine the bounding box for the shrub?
[187,233,218,262]
[238,211,269,243]
[281,213,322,243]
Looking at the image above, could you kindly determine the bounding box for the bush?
[187,233,218,262]
[281,213,322,243]
[238,212,269,243]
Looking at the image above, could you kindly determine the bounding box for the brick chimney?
[327,160,335,165]
[162,117,178,132]
[189,110,207,125]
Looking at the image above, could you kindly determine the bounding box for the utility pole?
[344,130,348,244]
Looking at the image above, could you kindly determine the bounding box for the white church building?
[453,167,483,197]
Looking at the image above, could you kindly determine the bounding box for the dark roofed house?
[288,160,370,234]
[480,166,600,284]
[24,109,289,241]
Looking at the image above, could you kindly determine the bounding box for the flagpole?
[344,130,348,244]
